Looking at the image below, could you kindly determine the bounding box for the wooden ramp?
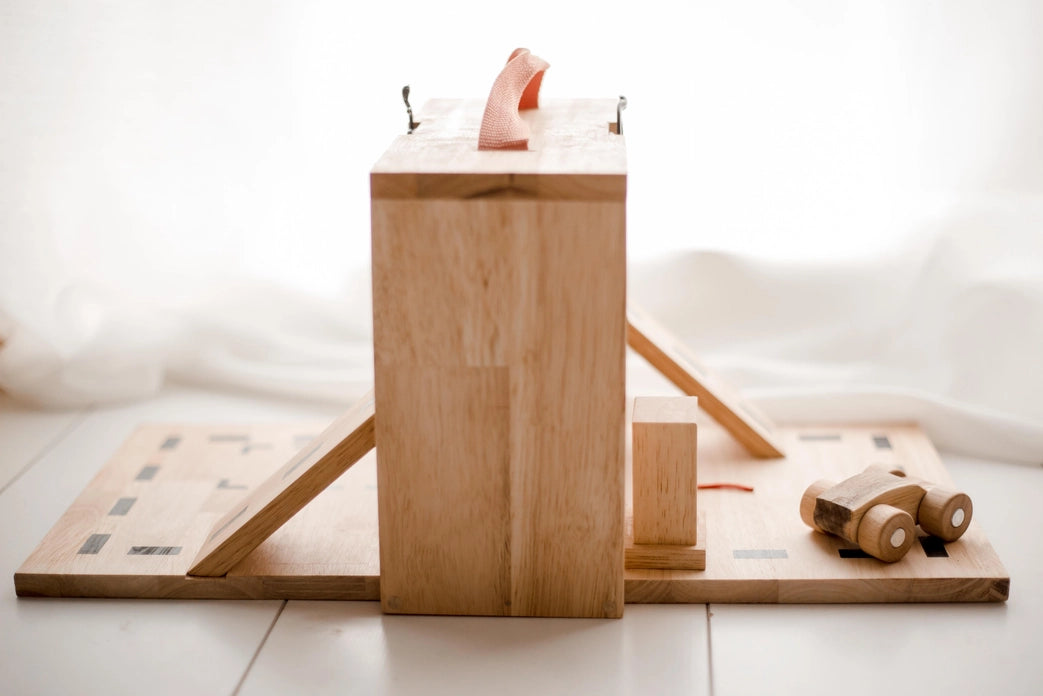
[15,414,1008,603]
[626,302,785,459]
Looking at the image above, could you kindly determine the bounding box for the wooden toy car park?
[13,52,1009,613]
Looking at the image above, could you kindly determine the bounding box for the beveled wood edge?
[16,573,1008,603]
[371,172,626,201]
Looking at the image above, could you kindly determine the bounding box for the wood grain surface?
[626,514,707,571]
[15,420,1008,603]
[632,396,700,545]
[371,201,626,617]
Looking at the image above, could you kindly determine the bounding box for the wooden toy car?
[800,465,972,562]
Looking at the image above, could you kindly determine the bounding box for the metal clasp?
[403,85,418,134]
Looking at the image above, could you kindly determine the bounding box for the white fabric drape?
[2,1,1041,465]
[630,208,1043,465]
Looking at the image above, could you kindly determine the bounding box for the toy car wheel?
[918,488,972,542]
[799,479,835,532]
[857,504,915,562]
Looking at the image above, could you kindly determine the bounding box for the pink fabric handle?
[478,48,550,151]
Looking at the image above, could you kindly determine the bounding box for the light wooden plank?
[633,396,700,545]
[506,201,626,618]
[626,514,706,571]
[187,390,375,576]
[376,366,512,615]
[14,420,1008,603]
[626,302,785,459]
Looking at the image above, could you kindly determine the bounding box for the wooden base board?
[15,419,1009,603]
[625,514,706,571]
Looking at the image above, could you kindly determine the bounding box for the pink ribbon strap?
[478,48,550,150]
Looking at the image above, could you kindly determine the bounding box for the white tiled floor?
[2,386,1040,696]
[0,394,86,493]
[239,602,710,696]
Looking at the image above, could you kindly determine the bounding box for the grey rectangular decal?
[209,434,248,442]
[135,465,159,481]
[128,546,182,556]
[799,433,842,442]
[160,436,181,450]
[108,497,136,516]
[872,435,893,450]
[78,533,111,555]
[733,549,788,559]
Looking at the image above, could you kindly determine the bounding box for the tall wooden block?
[633,396,699,546]
[370,99,627,618]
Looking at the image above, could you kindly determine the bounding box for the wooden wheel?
[799,479,835,532]
[918,488,972,542]
[857,504,915,562]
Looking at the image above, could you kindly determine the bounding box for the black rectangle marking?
[78,533,111,555]
[209,434,249,442]
[838,548,872,558]
[128,546,182,556]
[108,497,136,516]
[799,433,842,442]
[872,435,893,450]
[135,465,159,481]
[160,436,181,450]
[919,536,950,558]
[733,549,788,559]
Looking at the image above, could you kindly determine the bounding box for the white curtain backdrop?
[2,1,1041,464]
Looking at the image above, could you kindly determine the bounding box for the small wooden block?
[626,303,785,459]
[625,514,706,571]
[188,390,375,577]
[632,396,699,546]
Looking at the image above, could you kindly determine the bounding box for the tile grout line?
[232,600,287,696]
[0,408,92,498]
[705,603,716,696]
